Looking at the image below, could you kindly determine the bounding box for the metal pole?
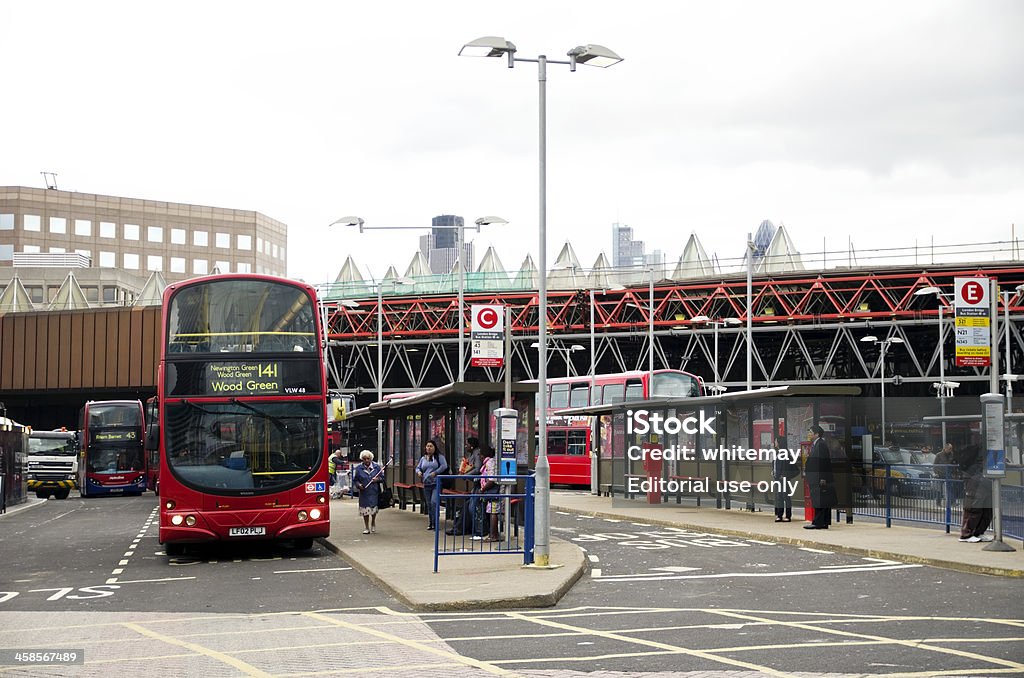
[713,321,720,385]
[590,289,596,395]
[1004,291,1013,414]
[648,270,654,383]
[881,340,887,447]
[377,285,383,455]
[991,279,1000,394]
[746,233,753,391]
[504,305,512,409]
[457,221,465,383]
[939,304,947,447]
[534,54,551,567]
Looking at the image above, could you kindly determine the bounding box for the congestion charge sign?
[206,362,282,395]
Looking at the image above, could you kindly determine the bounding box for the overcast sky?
[3,1,1022,284]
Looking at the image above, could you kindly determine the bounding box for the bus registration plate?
[228,526,266,537]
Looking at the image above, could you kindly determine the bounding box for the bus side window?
[550,384,569,409]
[591,385,602,405]
[625,380,643,401]
[605,384,625,404]
[569,384,589,408]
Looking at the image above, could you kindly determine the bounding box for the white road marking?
[118,560,130,566]
[591,568,602,578]
[272,567,353,574]
[798,547,834,554]
[587,555,600,563]
[114,576,197,584]
[650,566,702,573]
[746,539,777,545]
[630,523,651,527]
[594,563,920,582]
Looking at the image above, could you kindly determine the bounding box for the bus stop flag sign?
[471,304,504,368]
[954,277,991,367]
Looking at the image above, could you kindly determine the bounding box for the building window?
[272,243,279,259]
[193,230,208,247]
[147,255,163,271]
[103,287,117,304]
[74,219,91,236]
[100,221,116,238]
[237,234,252,250]
[75,249,92,260]
[147,226,163,243]
[125,223,140,240]
[48,247,66,254]
[23,245,41,253]
[124,252,140,269]
[170,257,185,273]
[264,240,272,255]
[82,286,99,302]
[237,262,252,273]
[0,214,13,230]
[27,286,44,303]
[99,251,116,268]
[214,260,230,274]
[171,228,186,245]
[215,232,230,248]
[257,237,264,253]
[0,244,12,262]
[193,259,208,275]
[280,246,285,261]
[24,214,41,231]
[49,216,67,234]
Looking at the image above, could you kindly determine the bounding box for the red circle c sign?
[477,307,499,329]
[961,280,985,305]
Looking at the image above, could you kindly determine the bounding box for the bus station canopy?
[557,384,862,418]
[346,381,539,420]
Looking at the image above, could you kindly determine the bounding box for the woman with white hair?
[352,450,383,534]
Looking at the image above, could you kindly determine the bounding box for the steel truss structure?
[324,264,1024,403]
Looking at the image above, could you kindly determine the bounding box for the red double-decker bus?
[540,370,705,485]
[77,400,147,497]
[155,274,330,555]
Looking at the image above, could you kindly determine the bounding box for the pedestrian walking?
[933,443,957,507]
[479,448,503,543]
[804,424,835,530]
[352,450,383,534]
[416,439,448,531]
[957,445,993,543]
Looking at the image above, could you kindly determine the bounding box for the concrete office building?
[418,214,474,275]
[0,186,288,307]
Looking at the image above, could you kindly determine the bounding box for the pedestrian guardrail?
[433,474,534,572]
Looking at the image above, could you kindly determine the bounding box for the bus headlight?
[165,500,176,510]
[297,510,308,522]
[171,515,184,526]
[317,495,326,504]
[185,515,196,527]
[309,508,322,520]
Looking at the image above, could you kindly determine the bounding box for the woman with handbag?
[416,439,448,530]
[352,450,383,534]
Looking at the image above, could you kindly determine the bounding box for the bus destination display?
[207,362,283,395]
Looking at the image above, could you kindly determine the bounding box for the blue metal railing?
[850,463,1023,540]
[433,474,535,572]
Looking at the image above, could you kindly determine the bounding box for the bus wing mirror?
[145,424,160,451]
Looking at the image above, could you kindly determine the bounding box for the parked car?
[869,447,938,499]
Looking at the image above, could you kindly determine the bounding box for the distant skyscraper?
[611,223,646,269]
[752,220,777,260]
[418,214,474,274]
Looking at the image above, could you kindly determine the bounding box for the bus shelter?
[562,385,861,511]
[346,381,538,488]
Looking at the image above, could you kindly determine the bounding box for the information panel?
[470,304,505,368]
[954,277,991,367]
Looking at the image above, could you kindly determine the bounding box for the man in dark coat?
[805,424,835,529]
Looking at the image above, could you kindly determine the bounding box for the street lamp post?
[860,335,905,446]
[746,234,755,391]
[690,315,742,389]
[461,36,622,568]
[915,286,956,445]
[371,275,413,454]
[330,215,506,384]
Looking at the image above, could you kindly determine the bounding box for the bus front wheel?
[165,543,185,557]
[54,489,70,500]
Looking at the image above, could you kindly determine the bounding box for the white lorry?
[27,429,79,500]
